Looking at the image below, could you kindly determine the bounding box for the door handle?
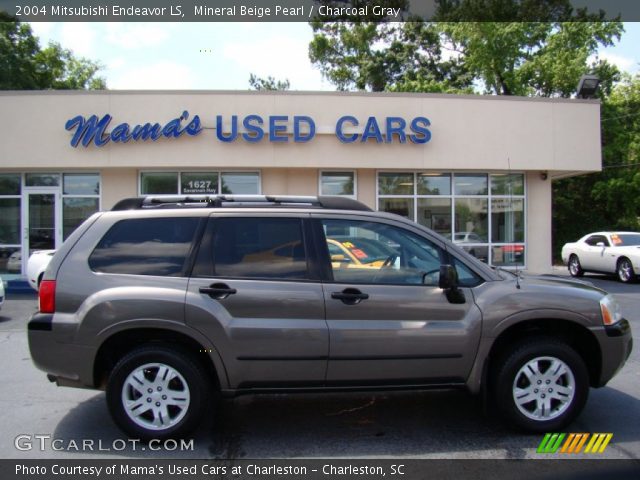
[199,283,237,299]
[331,288,369,305]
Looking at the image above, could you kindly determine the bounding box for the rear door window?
[212,217,309,280]
[89,217,199,276]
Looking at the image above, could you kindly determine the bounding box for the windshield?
[611,233,640,246]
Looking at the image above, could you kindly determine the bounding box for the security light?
[576,75,601,99]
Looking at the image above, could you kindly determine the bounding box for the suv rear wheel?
[493,338,589,432]
[106,345,210,441]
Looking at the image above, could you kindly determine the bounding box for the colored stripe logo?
[537,433,613,454]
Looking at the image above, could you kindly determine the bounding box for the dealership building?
[0,90,601,278]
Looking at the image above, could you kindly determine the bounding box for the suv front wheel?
[493,338,589,432]
[106,345,210,441]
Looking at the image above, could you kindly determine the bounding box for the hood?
[513,273,608,299]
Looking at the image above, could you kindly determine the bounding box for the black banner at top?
[0,0,639,22]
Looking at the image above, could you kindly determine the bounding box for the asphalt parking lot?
[1,273,639,460]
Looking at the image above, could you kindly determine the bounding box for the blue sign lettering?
[409,117,431,144]
[66,111,202,148]
[361,116,384,143]
[294,116,315,143]
[242,115,264,142]
[66,112,431,147]
[335,116,359,143]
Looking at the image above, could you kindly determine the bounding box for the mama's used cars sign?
[65,111,432,147]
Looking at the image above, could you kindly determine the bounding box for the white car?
[6,251,21,273]
[561,231,640,283]
[26,250,56,291]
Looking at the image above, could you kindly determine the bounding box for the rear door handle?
[331,288,369,305]
[199,283,237,299]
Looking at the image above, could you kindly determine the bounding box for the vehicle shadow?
[52,386,640,459]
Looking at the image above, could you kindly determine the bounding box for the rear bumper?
[28,313,96,388]
[592,319,633,387]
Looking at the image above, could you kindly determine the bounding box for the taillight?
[39,280,56,313]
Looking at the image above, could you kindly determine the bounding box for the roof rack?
[111,195,373,212]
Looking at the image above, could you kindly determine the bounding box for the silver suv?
[28,195,632,440]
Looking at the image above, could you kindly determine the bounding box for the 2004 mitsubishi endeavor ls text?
[28,195,633,440]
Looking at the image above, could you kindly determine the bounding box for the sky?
[28,21,640,91]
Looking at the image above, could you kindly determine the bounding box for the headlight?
[600,294,623,326]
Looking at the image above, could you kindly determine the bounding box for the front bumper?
[592,318,633,387]
[28,313,96,389]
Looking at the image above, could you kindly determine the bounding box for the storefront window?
[491,198,524,243]
[454,198,488,242]
[221,172,260,194]
[0,174,21,274]
[454,174,488,195]
[61,173,101,241]
[378,198,413,219]
[25,173,60,187]
[181,172,219,194]
[417,173,451,195]
[141,172,260,196]
[141,172,179,195]
[378,171,526,267]
[63,198,100,240]
[491,173,524,196]
[378,172,413,195]
[320,171,355,196]
[63,173,100,195]
[0,174,21,195]
[0,198,21,246]
[417,198,451,235]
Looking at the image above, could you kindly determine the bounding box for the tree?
[309,20,473,93]
[0,13,105,90]
[248,74,290,91]
[440,22,622,96]
[308,0,622,96]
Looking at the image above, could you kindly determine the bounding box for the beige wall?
[0,91,601,174]
[262,168,318,196]
[100,168,138,210]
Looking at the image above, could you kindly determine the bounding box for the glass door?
[22,189,61,274]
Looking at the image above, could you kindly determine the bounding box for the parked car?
[0,277,4,310]
[27,250,56,291]
[6,251,21,273]
[561,231,640,283]
[28,195,632,440]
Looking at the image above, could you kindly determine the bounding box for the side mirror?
[331,254,348,263]
[439,264,466,304]
[596,242,605,247]
[439,264,458,289]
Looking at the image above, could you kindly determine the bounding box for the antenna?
[507,157,521,289]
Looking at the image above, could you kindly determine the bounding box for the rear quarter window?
[88,217,199,276]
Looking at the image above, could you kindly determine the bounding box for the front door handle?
[199,283,237,299]
[331,288,369,305]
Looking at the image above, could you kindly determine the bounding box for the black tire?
[493,337,589,432]
[568,255,584,277]
[106,345,211,441]
[616,257,636,283]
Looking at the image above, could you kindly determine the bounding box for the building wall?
[0,91,601,173]
[525,172,552,272]
[0,91,601,276]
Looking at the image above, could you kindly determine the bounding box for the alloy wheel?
[512,356,575,421]
[121,362,191,431]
